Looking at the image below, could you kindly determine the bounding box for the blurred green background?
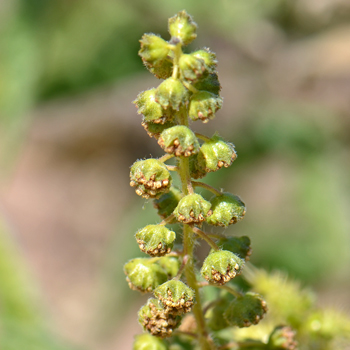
[0,0,350,349]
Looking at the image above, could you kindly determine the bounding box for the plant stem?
[240,262,257,284]
[166,165,178,172]
[167,251,182,257]
[192,181,222,196]
[192,226,220,251]
[148,257,162,264]
[207,232,226,239]
[198,281,243,298]
[158,153,174,163]
[178,141,213,350]
[171,43,182,79]
[182,79,199,93]
[173,330,198,339]
[174,254,188,280]
[183,224,214,350]
[178,109,194,195]
[215,284,243,298]
[179,157,194,195]
[159,213,175,226]
[219,341,266,349]
[195,132,211,142]
[202,299,221,315]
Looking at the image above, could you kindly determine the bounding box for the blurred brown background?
[0,1,350,349]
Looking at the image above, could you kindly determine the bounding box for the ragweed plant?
[125,10,350,350]
[125,11,267,350]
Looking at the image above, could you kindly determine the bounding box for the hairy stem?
[178,109,194,195]
[198,281,243,298]
[195,132,211,142]
[159,213,175,226]
[183,224,214,350]
[158,153,174,163]
[166,165,178,172]
[174,254,188,280]
[178,138,213,350]
[182,79,199,93]
[192,181,222,196]
[192,226,220,251]
[218,341,266,349]
[206,232,226,239]
[171,43,182,79]
[172,42,213,349]
[173,330,198,339]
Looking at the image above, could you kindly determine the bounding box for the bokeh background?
[0,0,350,349]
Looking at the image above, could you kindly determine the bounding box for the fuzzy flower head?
[201,250,244,285]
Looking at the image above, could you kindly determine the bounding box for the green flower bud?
[224,292,268,327]
[133,333,168,350]
[197,134,236,174]
[154,280,195,315]
[201,250,244,285]
[212,236,252,261]
[193,73,221,95]
[153,187,182,219]
[134,89,172,124]
[179,54,206,81]
[189,91,222,123]
[168,11,197,46]
[192,49,217,74]
[130,159,172,199]
[139,34,173,79]
[138,298,181,338]
[158,126,200,157]
[136,225,176,257]
[155,78,189,111]
[156,257,180,279]
[124,258,168,293]
[206,193,246,227]
[174,194,212,224]
[267,326,298,350]
[142,120,177,139]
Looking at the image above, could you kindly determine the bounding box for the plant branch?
[207,232,226,239]
[174,254,188,280]
[182,79,199,94]
[192,226,220,251]
[163,251,183,258]
[166,165,178,171]
[158,153,174,163]
[159,213,175,226]
[216,284,243,298]
[219,341,266,349]
[195,132,211,142]
[198,281,243,298]
[178,109,214,348]
[192,181,222,196]
[173,330,198,339]
[203,299,221,315]
[183,224,214,350]
[171,43,183,79]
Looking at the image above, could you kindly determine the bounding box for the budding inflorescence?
[125,10,298,350]
[201,250,244,285]
[136,225,176,257]
[224,292,268,327]
[130,159,172,199]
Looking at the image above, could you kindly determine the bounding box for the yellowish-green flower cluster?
[122,10,332,350]
[125,10,350,350]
